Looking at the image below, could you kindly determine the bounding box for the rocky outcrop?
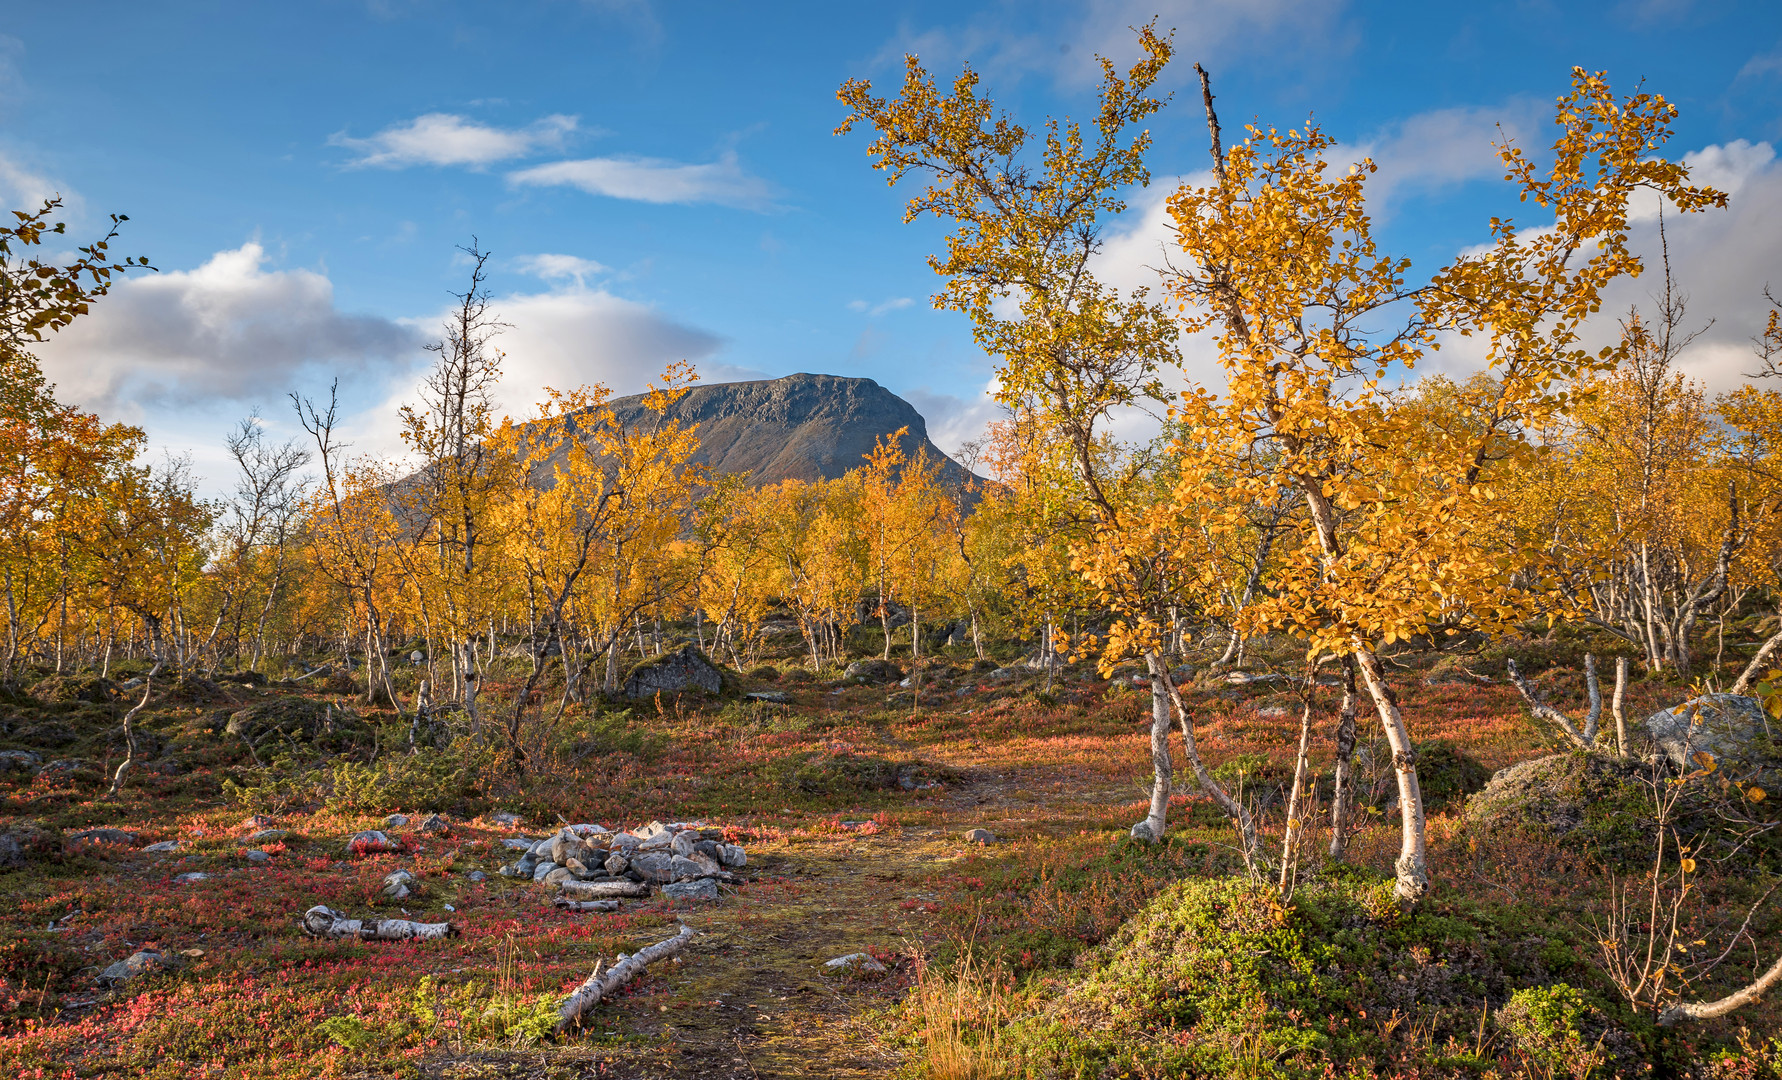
[1644,694,1777,782]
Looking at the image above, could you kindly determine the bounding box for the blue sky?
[4,0,1779,489]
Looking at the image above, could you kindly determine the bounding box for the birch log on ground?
[301,905,456,941]
[554,898,620,912]
[556,923,696,1034]
[559,879,650,899]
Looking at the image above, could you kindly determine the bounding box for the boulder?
[717,844,747,868]
[530,860,560,883]
[141,840,180,853]
[245,849,271,864]
[226,699,332,746]
[247,829,287,844]
[29,675,113,704]
[963,828,997,845]
[347,830,399,855]
[843,658,900,684]
[0,820,61,868]
[603,851,630,875]
[670,853,719,880]
[173,872,208,883]
[488,810,522,826]
[420,814,450,835]
[662,878,720,901]
[383,869,418,898]
[622,644,725,699]
[383,814,409,828]
[1645,694,1776,781]
[0,749,43,776]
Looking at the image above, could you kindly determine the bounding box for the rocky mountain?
[587,373,980,491]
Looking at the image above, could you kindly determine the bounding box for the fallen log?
[559,879,650,899]
[554,898,620,913]
[301,904,456,941]
[556,923,695,1034]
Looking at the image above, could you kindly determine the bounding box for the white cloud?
[905,379,1004,460]
[330,112,578,169]
[848,296,914,316]
[507,150,775,209]
[1347,98,1547,210]
[0,150,65,213]
[34,242,419,419]
[512,253,609,287]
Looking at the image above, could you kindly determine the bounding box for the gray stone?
[530,860,560,883]
[466,870,486,882]
[963,828,997,845]
[717,843,747,868]
[348,830,398,853]
[630,851,676,884]
[489,811,522,826]
[97,949,175,986]
[661,878,720,901]
[1645,694,1775,778]
[746,690,790,704]
[420,814,450,834]
[899,775,918,791]
[604,851,630,875]
[529,837,556,858]
[843,658,900,684]
[824,952,886,974]
[622,644,724,699]
[247,829,287,844]
[173,872,208,883]
[514,854,538,877]
[141,840,180,853]
[383,869,418,899]
[671,830,699,857]
[499,837,535,850]
[670,853,718,880]
[383,814,409,828]
[542,866,576,885]
[245,849,271,864]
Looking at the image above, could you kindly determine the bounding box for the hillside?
[577,372,981,491]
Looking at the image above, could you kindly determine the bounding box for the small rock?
[630,851,675,884]
[141,840,180,853]
[671,831,699,857]
[97,949,175,986]
[247,829,287,844]
[531,860,560,883]
[443,903,455,912]
[716,843,747,868]
[661,878,720,901]
[824,952,887,974]
[499,837,535,850]
[604,851,630,875]
[245,849,271,864]
[173,872,209,884]
[670,853,719,879]
[241,814,275,829]
[542,866,576,885]
[898,775,918,791]
[466,870,486,882]
[348,830,398,854]
[489,811,522,826]
[746,690,790,704]
[963,828,997,845]
[420,814,450,834]
[383,869,418,899]
[383,814,410,828]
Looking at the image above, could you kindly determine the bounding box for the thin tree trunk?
[1731,626,1782,696]
[1328,655,1359,859]
[1613,656,1630,757]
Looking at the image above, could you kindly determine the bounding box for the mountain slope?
[592,372,979,490]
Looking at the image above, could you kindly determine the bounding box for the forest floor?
[0,648,1775,1078]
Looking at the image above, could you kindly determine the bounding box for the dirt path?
[415,820,1003,1080]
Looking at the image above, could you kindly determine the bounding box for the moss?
[1416,738,1492,809]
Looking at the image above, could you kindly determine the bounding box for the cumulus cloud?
[377,285,751,429]
[34,242,420,419]
[1347,98,1546,210]
[512,252,609,287]
[507,150,776,209]
[0,150,65,213]
[905,379,1005,461]
[330,112,578,169]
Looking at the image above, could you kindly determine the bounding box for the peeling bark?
[556,923,695,1034]
[301,905,456,941]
